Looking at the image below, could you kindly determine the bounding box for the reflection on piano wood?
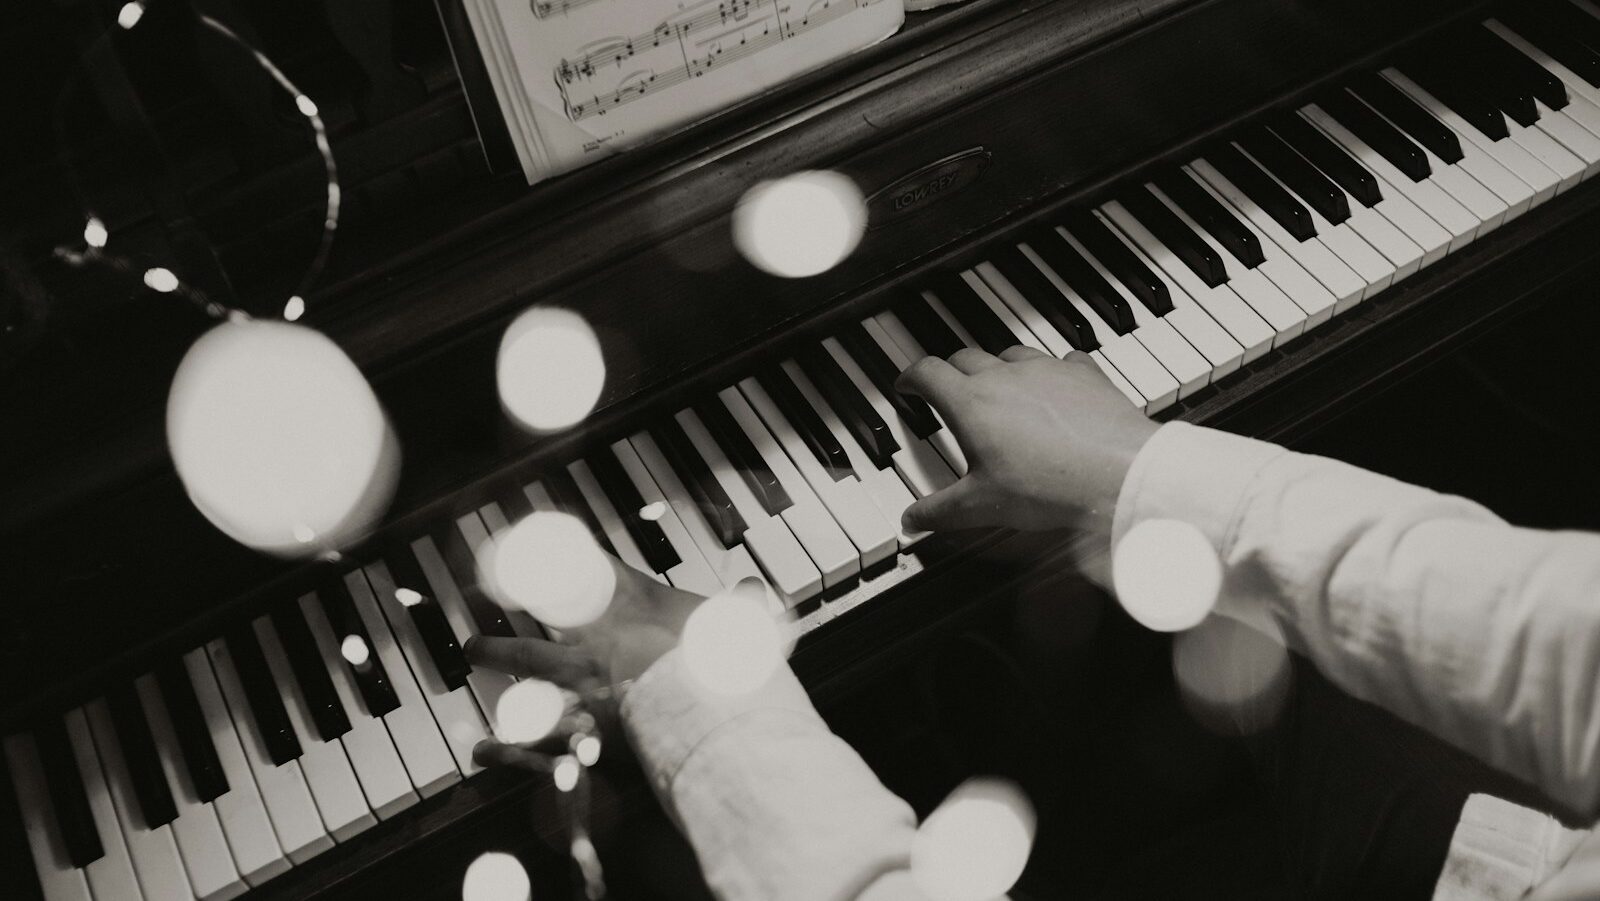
[557,0,879,121]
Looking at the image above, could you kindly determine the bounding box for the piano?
[5,0,1600,896]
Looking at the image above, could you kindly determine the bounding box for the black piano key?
[385,550,471,690]
[433,520,517,640]
[154,661,229,803]
[224,627,302,765]
[927,272,1018,355]
[319,579,401,717]
[1499,7,1600,89]
[1394,56,1510,141]
[795,344,899,470]
[33,716,103,866]
[1535,0,1600,50]
[542,469,619,557]
[890,289,966,359]
[1022,228,1135,334]
[1061,210,1173,316]
[1151,167,1268,267]
[587,449,682,573]
[106,686,179,827]
[1121,184,1230,287]
[753,367,853,481]
[653,418,747,548]
[270,605,351,742]
[693,398,793,516]
[1345,72,1463,164]
[1319,89,1431,182]
[1269,113,1384,207]
[1207,141,1317,241]
[1424,33,1538,127]
[495,480,535,523]
[836,323,942,440]
[1472,25,1570,111]
[988,243,1099,350]
[1238,126,1351,224]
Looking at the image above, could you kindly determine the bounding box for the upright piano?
[4,0,1600,897]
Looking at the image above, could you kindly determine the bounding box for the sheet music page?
[466,0,904,182]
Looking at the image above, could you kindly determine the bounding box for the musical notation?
[556,0,875,122]
[531,0,607,19]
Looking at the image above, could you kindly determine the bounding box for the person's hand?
[463,555,707,770]
[895,346,1160,534]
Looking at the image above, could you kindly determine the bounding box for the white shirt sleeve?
[622,649,922,900]
[1112,421,1600,823]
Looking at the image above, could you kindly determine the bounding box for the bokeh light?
[395,588,424,608]
[497,307,606,433]
[574,735,601,766]
[485,511,615,628]
[911,778,1036,901]
[83,217,108,249]
[553,755,580,792]
[638,501,666,522]
[283,296,306,322]
[117,1,144,29]
[340,635,370,668]
[166,319,399,557]
[143,267,179,293]
[679,587,784,697]
[461,851,531,901]
[494,679,567,745]
[1172,612,1293,736]
[1112,518,1221,632]
[732,170,867,278]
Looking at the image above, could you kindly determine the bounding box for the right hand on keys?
[894,346,1160,534]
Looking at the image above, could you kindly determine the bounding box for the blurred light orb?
[283,296,306,322]
[574,734,601,766]
[117,1,144,29]
[638,501,667,522]
[1112,518,1221,632]
[733,170,867,278]
[395,588,424,608]
[680,588,784,697]
[553,755,580,792]
[1173,613,1293,736]
[294,94,319,117]
[84,217,108,249]
[494,679,567,745]
[911,778,1036,901]
[340,635,370,667]
[461,851,531,901]
[497,307,605,433]
[167,319,399,558]
[487,511,615,628]
[144,267,179,293]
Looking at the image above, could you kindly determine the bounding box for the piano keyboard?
[9,6,1600,898]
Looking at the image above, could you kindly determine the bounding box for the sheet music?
[460,0,903,183]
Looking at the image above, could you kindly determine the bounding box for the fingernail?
[901,511,918,532]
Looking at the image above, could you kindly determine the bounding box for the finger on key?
[948,347,1003,375]
[463,636,599,688]
[999,346,1050,362]
[895,356,968,406]
[471,740,556,773]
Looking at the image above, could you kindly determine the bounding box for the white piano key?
[970,262,1073,358]
[1193,155,1398,304]
[608,439,727,596]
[4,732,95,901]
[180,649,291,886]
[1101,201,1275,362]
[1011,242,1182,410]
[739,374,899,569]
[251,617,374,843]
[410,536,518,733]
[1147,181,1317,337]
[1506,113,1586,193]
[920,291,984,351]
[84,699,196,899]
[676,407,824,604]
[462,508,550,640]
[361,561,485,777]
[1338,97,1510,233]
[1075,216,1246,379]
[954,272,1054,355]
[1531,101,1600,175]
[1380,68,1540,221]
[1489,20,1600,114]
[718,387,860,588]
[203,640,332,865]
[779,358,927,548]
[1302,103,1477,255]
[297,594,419,821]
[133,676,247,901]
[1384,69,1562,208]
[567,460,668,583]
[832,323,966,486]
[1184,159,1360,313]
[60,709,145,901]
[628,430,791,612]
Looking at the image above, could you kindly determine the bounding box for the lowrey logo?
[868,148,991,226]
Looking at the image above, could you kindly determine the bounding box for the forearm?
[622,650,921,900]
[1114,422,1600,820]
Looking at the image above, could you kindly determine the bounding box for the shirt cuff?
[1112,420,1287,558]
[620,648,823,795]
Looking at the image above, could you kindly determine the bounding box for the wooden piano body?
[3,0,1599,896]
